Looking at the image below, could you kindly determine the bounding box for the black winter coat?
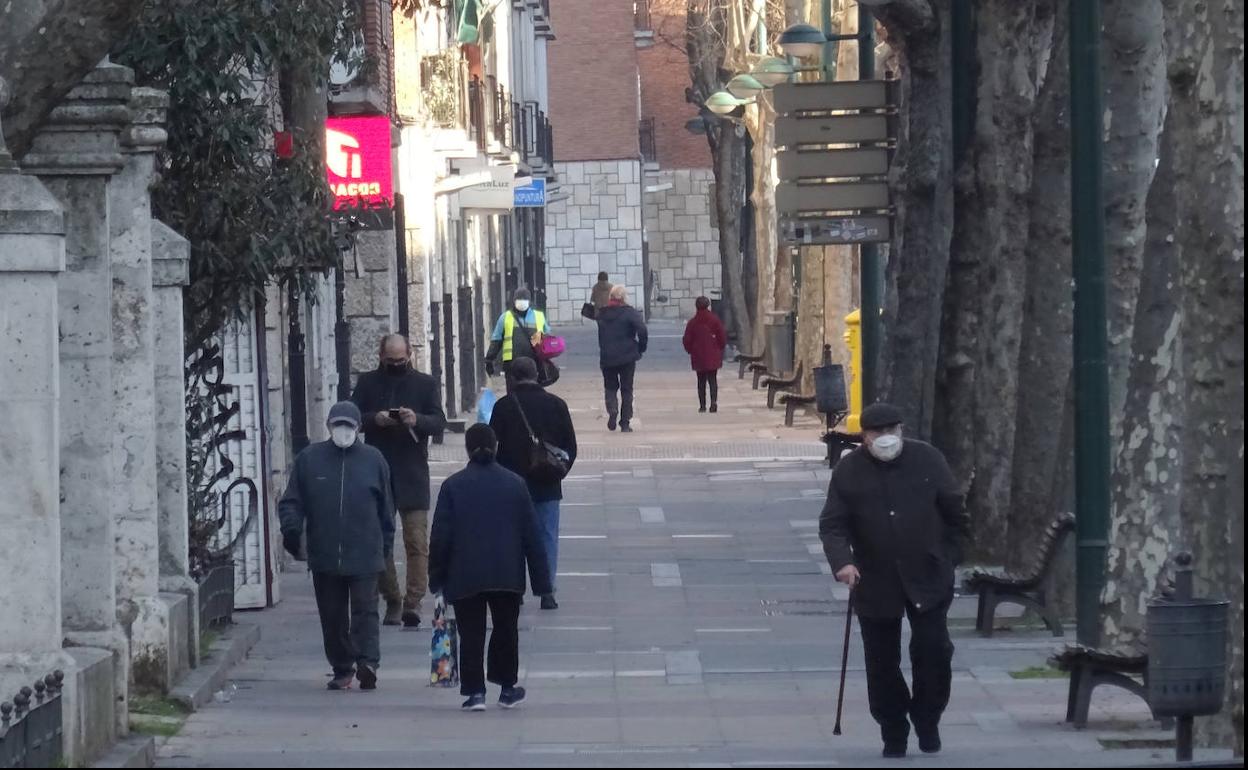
[819,440,970,619]
[428,459,554,602]
[278,440,395,577]
[351,367,446,510]
[596,304,648,369]
[489,382,578,503]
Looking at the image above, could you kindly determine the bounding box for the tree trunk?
[935,0,1052,562]
[1102,0,1167,440]
[1007,0,1072,568]
[1,0,147,158]
[1165,0,1244,751]
[1100,109,1183,652]
[877,0,952,441]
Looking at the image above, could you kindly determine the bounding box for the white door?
[214,310,274,609]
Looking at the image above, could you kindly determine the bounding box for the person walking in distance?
[351,334,446,629]
[279,401,395,691]
[489,357,577,610]
[819,403,970,758]
[429,424,553,712]
[596,285,648,433]
[682,296,727,414]
[590,272,612,316]
[485,288,550,394]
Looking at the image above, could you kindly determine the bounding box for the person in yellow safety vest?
[485,288,551,394]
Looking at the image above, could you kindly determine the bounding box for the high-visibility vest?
[502,309,546,362]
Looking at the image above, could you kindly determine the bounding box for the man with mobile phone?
[351,334,447,628]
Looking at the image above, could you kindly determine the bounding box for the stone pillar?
[152,220,200,666]
[0,75,74,698]
[1,77,113,767]
[20,63,134,733]
[108,86,190,692]
[346,230,400,383]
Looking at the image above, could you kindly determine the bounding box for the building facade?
[544,0,720,323]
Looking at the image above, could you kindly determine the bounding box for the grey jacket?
[278,439,395,576]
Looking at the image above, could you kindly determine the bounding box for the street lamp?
[705,90,750,115]
[727,74,766,99]
[751,57,796,88]
[777,23,827,58]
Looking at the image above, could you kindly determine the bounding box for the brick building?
[544,0,720,323]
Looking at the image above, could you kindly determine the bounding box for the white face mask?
[331,425,358,448]
[868,432,903,462]
[514,300,530,313]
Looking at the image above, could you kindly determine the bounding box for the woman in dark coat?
[682,296,727,413]
[428,424,552,712]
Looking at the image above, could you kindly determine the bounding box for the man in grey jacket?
[279,401,395,691]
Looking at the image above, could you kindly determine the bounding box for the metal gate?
[212,309,274,609]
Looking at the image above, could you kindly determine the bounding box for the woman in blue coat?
[428,424,552,711]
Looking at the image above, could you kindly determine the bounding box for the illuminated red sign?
[325,116,393,211]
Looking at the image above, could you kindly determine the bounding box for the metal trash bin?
[764,312,795,373]
[1147,597,1230,717]
[814,363,848,414]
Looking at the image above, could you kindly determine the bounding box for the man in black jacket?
[488,357,577,610]
[429,424,553,711]
[819,403,971,759]
[279,401,394,691]
[351,334,446,628]
[596,284,648,432]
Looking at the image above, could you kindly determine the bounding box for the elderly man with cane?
[819,403,970,759]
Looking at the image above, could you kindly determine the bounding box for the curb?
[168,621,261,712]
[91,735,155,769]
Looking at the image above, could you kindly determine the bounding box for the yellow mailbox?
[843,309,862,433]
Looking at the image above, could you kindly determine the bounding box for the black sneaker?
[540,595,559,610]
[709,404,718,413]
[402,610,421,629]
[916,726,941,754]
[498,687,527,709]
[608,415,618,431]
[882,742,907,759]
[620,423,634,433]
[356,664,377,691]
[382,602,402,626]
[462,694,487,712]
[699,406,707,413]
[326,673,354,690]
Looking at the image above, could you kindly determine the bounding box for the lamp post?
[1069,0,1109,647]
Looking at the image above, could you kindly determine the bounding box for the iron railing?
[468,78,487,150]
[0,672,64,769]
[635,0,652,31]
[198,560,236,631]
[640,117,658,164]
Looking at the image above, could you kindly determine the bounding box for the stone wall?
[643,168,720,320]
[345,229,399,382]
[544,159,644,323]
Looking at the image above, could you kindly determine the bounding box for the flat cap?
[860,402,904,430]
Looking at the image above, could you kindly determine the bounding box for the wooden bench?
[963,512,1075,637]
[1051,645,1168,729]
[763,362,805,409]
[734,353,764,380]
[779,392,817,427]
[749,363,770,390]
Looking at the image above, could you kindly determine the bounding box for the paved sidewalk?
[157,323,1230,768]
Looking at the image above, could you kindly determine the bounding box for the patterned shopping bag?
[429,595,459,686]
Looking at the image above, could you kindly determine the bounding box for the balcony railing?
[634,0,651,31]
[468,78,487,150]
[639,117,658,165]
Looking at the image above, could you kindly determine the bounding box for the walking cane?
[833,589,854,736]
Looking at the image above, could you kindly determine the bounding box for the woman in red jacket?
[682,296,728,413]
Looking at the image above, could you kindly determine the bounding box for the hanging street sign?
[514,177,547,207]
[773,79,898,244]
[781,215,892,246]
[773,80,897,113]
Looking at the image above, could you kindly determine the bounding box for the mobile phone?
[388,409,401,421]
